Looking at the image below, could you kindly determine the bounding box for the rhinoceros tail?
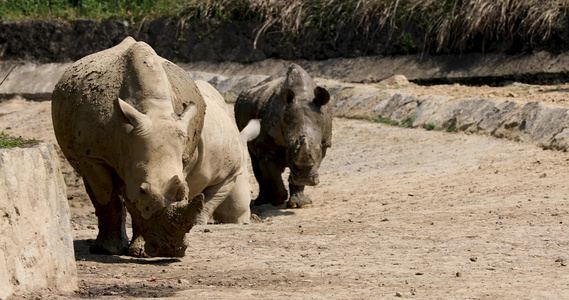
[240,119,261,146]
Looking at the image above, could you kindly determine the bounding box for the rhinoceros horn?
[161,193,205,235]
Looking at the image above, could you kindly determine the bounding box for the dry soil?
[2,82,569,299]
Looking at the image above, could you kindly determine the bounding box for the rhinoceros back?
[234,76,284,131]
[52,37,206,168]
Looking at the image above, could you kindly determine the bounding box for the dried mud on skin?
[1,95,569,299]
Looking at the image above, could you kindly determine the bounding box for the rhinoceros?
[234,63,332,208]
[52,37,257,257]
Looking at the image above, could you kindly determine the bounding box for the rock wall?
[189,71,569,152]
[317,78,569,151]
[0,142,77,299]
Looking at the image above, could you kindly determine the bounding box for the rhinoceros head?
[280,65,332,186]
[117,97,197,216]
[116,97,203,257]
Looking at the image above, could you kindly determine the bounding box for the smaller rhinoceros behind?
[234,64,332,208]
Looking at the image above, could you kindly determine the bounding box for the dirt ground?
[2,81,569,299]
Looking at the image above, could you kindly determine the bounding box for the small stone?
[379,75,409,86]
[203,228,211,233]
[555,258,567,266]
[455,272,462,277]
[395,292,403,297]
[470,257,478,262]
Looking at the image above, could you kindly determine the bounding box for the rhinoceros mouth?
[128,231,187,258]
[126,194,204,258]
[289,167,319,186]
[128,212,190,258]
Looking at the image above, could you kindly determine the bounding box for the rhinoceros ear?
[179,102,197,130]
[314,86,330,106]
[281,88,295,105]
[116,97,149,128]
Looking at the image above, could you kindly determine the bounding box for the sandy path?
[1,97,569,299]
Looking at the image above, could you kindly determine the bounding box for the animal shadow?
[73,239,181,265]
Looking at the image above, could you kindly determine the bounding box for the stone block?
[0,142,77,299]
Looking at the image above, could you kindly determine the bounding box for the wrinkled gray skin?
[52,37,207,257]
[234,64,332,208]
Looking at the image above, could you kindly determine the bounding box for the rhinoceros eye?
[140,182,151,195]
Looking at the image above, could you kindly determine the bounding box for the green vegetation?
[423,122,435,131]
[0,0,567,53]
[374,117,400,126]
[0,132,39,148]
[399,112,417,128]
[0,0,172,20]
[374,112,417,128]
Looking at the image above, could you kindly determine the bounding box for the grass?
[0,132,39,148]
[0,0,568,53]
[374,112,417,128]
[423,122,435,131]
[374,117,400,126]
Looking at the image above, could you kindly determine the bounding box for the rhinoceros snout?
[291,135,320,168]
[128,193,204,257]
[289,167,320,186]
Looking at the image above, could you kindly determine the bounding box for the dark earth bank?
[4,19,569,85]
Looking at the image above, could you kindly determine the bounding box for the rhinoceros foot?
[254,194,287,207]
[89,236,128,255]
[287,193,312,209]
[287,184,312,209]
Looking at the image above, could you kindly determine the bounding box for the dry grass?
[2,0,568,53]
[175,0,569,53]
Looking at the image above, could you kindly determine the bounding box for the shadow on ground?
[73,239,181,265]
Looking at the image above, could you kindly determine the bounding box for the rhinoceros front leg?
[80,160,128,255]
[251,150,288,207]
[287,183,312,208]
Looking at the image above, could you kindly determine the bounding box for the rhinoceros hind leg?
[213,172,251,224]
[195,174,240,225]
[249,154,269,206]
[287,184,312,208]
[81,162,128,255]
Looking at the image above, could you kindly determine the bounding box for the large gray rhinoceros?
[52,37,256,257]
[234,64,332,208]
